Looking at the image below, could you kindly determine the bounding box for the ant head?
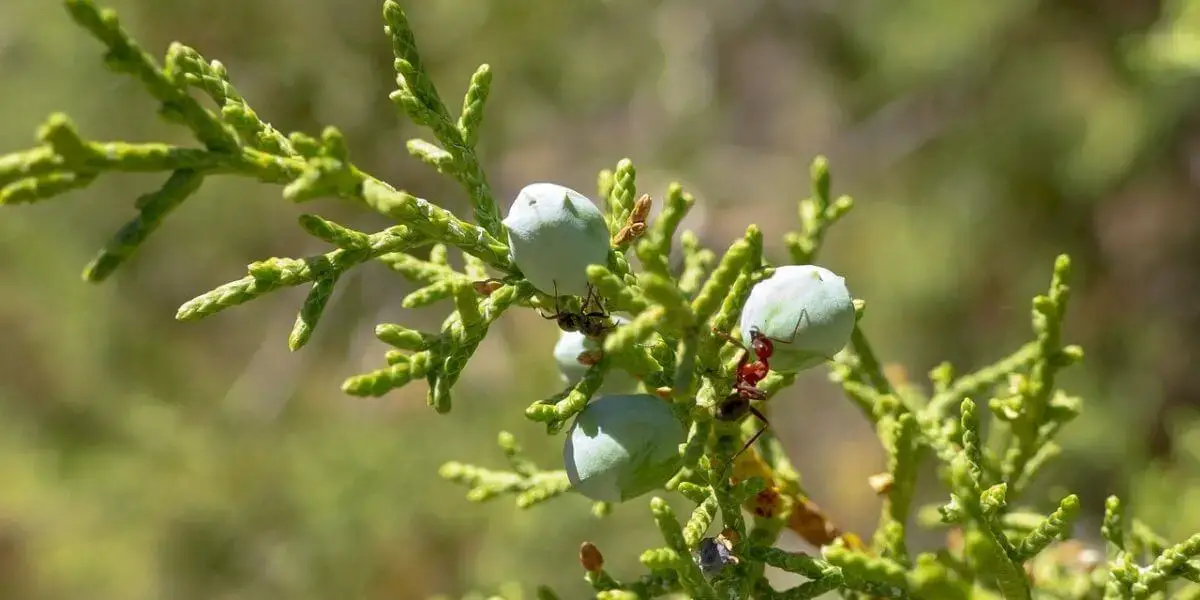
[750,334,773,360]
[580,316,612,339]
[747,326,776,359]
[716,394,749,422]
[558,312,584,332]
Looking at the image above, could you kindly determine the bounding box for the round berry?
[502,183,611,298]
[553,316,638,393]
[563,393,685,503]
[739,264,855,373]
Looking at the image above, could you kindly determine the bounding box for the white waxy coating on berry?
[552,316,638,393]
[502,183,611,298]
[563,393,685,503]
[739,264,855,373]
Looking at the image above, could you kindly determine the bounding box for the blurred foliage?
[3,0,1200,598]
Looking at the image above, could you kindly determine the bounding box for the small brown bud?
[472,278,504,296]
[752,486,783,518]
[612,195,652,246]
[867,472,894,495]
[787,495,843,547]
[579,541,604,572]
[654,386,673,399]
[612,227,629,246]
[613,222,648,245]
[576,350,604,366]
[630,193,652,223]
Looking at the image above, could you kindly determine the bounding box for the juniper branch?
[439,432,572,508]
[7,3,1199,598]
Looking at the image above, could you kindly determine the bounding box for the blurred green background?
[3,0,1200,598]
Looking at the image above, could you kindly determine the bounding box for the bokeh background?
[3,0,1200,598]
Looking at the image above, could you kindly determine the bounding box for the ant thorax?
[580,316,613,339]
[737,361,770,387]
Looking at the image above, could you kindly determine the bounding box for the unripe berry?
[552,316,637,393]
[502,183,611,298]
[563,394,685,503]
[739,265,855,373]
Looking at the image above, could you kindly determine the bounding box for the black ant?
[712,312,809,465]
[538,282,615,339]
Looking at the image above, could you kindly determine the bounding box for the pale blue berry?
[739,264,855,373]
[552,316,638,393]
[563,394,686,503]
[502,183,611,298]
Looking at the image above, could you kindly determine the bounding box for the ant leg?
[710,328,754,374]
[735,381,766,401]
[582,283,598,310]
[576,283,604,316]
[714,330,756,372]
[767,308,811,345]
[711,327,743,348]
[538,281,566,319]
[582,293,610,319]
[728,406,770,466]
[582,285,612,320]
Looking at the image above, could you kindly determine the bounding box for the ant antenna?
[582,283,598,309]
[540,279,571,321]
[536,281,563,320]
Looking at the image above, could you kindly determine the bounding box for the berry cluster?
[507,183,856,505]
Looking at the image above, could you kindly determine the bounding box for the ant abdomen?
[716,395,749,422]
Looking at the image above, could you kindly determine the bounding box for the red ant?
[712,312,809,465]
